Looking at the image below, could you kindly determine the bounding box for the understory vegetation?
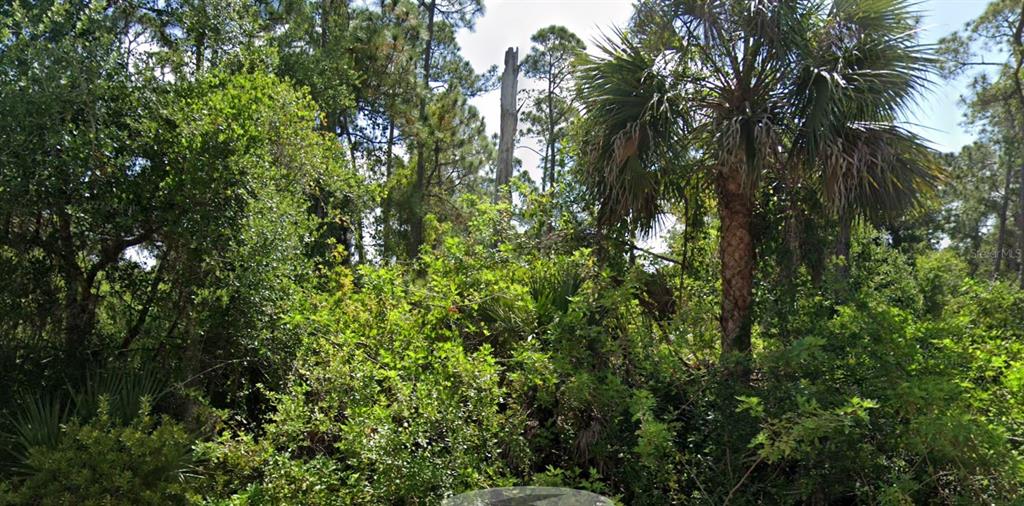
[2,0,1023,504]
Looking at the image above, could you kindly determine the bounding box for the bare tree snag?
[495,46,519,203]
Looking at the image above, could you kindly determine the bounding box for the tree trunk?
[64,288,98,361]
[382,119,395,260]
[122,256,167,350]
[717,171,754,378]
[355,213,366,264]
[495,47,518,203]
[55,210,93,370]
[340,116,365,264]
[967,231,982,277]
[781,177,802,284]
[835,210,853,277]
[546,58,556,190]
[994,161,1013,279]
[194,31,206,75]
[408,0,436,259]
[1018,162,1024,288]
[1009,8,1023,285]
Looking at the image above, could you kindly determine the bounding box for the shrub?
[0,400,193,506]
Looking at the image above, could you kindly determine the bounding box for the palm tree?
[576,0,942,376]
[792,0,942,270]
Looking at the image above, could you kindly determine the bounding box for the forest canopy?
[1,0,1023,504]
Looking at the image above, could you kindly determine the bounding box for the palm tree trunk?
[783,212,801,281]
[717,171,754,377]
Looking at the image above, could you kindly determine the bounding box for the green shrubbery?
[2,202,1022,504]
[2,0,1022,504]
[742,234,1022,504]
[1,401,192,506]
[169,206,1019,504]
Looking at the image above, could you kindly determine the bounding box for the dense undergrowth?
[3,0,1024,504]
[3,201,1022,504]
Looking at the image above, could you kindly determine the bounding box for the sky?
[455,0,1001,175]
[909,0,1001,151]
[457,0,634,182]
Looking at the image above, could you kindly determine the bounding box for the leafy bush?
[0,400,192,506]
[184,207,1023,505]
[196,227,532,503]
[744,241,1024,504]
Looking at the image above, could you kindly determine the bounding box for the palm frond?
[1,394,69,474]
[789,0,942,220]
[792,0,937,157]
[575,29,694,236]
[821,122,944,221]
[529,260,583,328]
[72,366,168,425]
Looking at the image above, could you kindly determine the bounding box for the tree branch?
[612,236,685,266]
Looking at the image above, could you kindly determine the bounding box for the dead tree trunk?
[494,47,519,203]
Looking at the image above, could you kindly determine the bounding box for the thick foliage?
[186,204,1024,505]
[0,401,192,505]
[746,236,1023,503]
[2,1,1023,505]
